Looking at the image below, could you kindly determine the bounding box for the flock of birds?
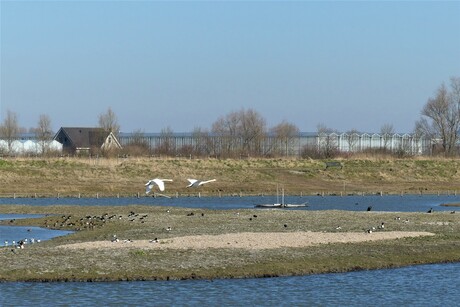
[145,178,216,194]
[4,237,40,249]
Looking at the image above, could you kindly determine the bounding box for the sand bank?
[58,231,434,250]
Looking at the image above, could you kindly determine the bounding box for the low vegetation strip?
[58,231,435,250]
[1,204,459,282]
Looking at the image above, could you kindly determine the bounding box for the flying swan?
[186,178,216,188]
[145,178,173,194]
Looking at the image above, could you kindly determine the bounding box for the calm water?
[0,194,459,212]
[0,262,459,306]
[1,196,459,306]
[0,214,73,245]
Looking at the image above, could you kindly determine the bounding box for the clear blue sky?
[1,1,459,134]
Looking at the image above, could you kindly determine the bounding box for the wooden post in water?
[198,192,201,198]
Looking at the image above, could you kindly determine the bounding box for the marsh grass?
[1,205,459,281]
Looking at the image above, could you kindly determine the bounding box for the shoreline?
[1,205,459,282]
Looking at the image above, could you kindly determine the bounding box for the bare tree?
[211,108,266,157]
[270,121,300,157]
[157,126,174,156]
[191,127,211,157]
[35,114,53,156]
[239,108,266,155]
[416,78,460,156]
[317,124,338,158]
[345,129,360,153]
[211,110,242,157]
[0,110,20,155]
[380,123,394,151]
[98,107,120,136]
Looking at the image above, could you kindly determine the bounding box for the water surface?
[0,194,459,212]
[0,262,458,306]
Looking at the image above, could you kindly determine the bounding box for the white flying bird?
[145,178,173,194]
[186,178,216,188]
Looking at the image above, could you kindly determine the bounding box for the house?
[54,127,122,154]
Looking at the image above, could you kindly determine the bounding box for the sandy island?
[58,231,435,250]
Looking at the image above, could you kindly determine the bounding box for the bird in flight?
[186,178,216,188]
[145,178,173,194]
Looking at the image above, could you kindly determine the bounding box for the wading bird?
[145,178,173,194]
[186,178,216,188]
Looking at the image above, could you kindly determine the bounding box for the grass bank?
[0,205,459,282]
[0,157,459,197]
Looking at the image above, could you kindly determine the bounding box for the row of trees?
[107,75,460,158]
[1,76,459,157]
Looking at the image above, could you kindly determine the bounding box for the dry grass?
[0,157,459,197]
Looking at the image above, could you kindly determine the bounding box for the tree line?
[1,76,459,157]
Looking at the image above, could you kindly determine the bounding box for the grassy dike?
[0,156,459,196]
[0,157,459,281]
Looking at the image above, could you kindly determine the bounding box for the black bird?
[427,208,433,213]
[367,206,372,211]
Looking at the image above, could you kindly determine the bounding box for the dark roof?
[55,127,109,148]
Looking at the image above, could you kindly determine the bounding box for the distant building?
[0,139,62,155]
[53,127,122,154]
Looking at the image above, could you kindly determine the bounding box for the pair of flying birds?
[145,178,216,194]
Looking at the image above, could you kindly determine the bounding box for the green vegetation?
[0,205,459,282]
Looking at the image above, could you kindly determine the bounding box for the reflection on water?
[0,262,458,306]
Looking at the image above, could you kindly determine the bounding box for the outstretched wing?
[187,179,198,187]
[153,178,166,192]
[200,179,216,185]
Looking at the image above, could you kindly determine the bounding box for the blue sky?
[1,1,459,134]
